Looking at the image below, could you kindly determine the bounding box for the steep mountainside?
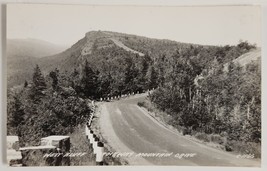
[7,31,258,88]
[39,31,201,73]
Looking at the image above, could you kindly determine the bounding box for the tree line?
[7,40,259,149]
[149,42,260,145]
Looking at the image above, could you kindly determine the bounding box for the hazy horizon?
[7,4,261,47]
[7,30,261,48]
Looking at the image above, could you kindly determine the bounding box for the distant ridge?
[233,48,261,66]
[224,48,261,71]
[7,38,67,58]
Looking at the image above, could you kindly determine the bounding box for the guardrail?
[85,102,105,165]
[99,88,155,102]
[85,88,156,165]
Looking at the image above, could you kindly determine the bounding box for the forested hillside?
[7,64,92,146]
[148,49,260,148]
[7,31,260,157]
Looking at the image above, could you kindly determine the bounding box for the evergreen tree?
[146,65,157,89]
[97,73,112,97]
[124,56,139,92]
[10,96,25,136]
[30,65,46,103]
[70,68,82,93]
[49,68,59,90]
[81,60,98,98]
[136,54,151,91]
[24,80,28,88]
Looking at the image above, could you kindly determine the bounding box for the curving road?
[99,94,260,166]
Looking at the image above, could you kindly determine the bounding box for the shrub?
[194,132,210,142]
[137,101,145,107]
[225,140,261,158]
[182,127,193,136]
[209,134,226,145]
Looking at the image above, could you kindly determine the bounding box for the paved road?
[99,94,260,166]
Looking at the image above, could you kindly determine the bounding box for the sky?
[7,4,261,47]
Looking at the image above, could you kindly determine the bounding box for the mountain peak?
[83,30,144,56]
[85,30,111,40]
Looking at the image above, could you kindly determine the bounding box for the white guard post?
[93,137,99,154]
[88,118,92,127]
[96,142,104,165]
[88,131,94,145]
[91,134,96,145]
[85,126,89,138]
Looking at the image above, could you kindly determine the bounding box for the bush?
[209,134,226,145]
[182,127,193,135]
[137,101,145,107]
[9,86,92,147]
[225,140,261,158]
[194,132,210,142]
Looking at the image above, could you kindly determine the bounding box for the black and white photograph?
[5,3,261,167]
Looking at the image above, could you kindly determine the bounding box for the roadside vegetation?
[7,61,126,165]
[7,31,261,164]
[137,41,261,157]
